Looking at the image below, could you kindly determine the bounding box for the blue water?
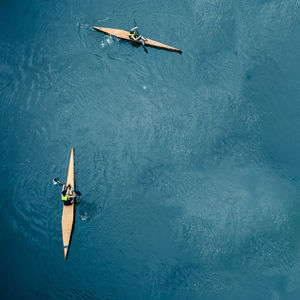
[1,0,300,299]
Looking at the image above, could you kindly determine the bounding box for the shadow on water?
[78,199,103,221]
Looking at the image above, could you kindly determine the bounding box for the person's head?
[130,30,134,34]
[67,184,71,189]
[62,190,67,196]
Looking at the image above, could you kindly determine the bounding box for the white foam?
[100,36,114,48]
[80,212,90,221]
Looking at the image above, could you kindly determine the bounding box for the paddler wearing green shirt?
[128,26,146,45]
[61,184,76,205]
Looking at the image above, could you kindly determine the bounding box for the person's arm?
[130,26,138,32]
[69,191,76,200]
[61,185,66,192]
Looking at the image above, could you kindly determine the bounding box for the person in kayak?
[129,26,147,45]
[61,184,76,205]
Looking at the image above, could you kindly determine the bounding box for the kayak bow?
[61,147,75,259]
[93,26,182,54]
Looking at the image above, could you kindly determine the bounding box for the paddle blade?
[53,178,63,186]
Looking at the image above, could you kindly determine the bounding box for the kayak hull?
[61,147,75,259]
[93,26,182,54]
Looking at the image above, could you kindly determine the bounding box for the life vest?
[129,32,137,39]
[62,194,68,201]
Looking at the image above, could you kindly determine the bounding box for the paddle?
[133,19,148,53]
[53,178,82,196]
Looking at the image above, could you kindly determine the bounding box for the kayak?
[93,26,182,54]
[61,147,75,259]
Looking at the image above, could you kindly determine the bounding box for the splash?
[100,35,114,48]
[79,211,90,221]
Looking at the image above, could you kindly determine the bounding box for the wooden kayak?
[61,147,75,259]
[93,26,182,54]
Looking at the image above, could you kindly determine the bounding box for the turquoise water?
[1,0,300,299]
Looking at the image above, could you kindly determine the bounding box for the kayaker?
[61,184,76,205]
[129,27,146,45]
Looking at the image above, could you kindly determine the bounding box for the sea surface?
[1,0,300,299]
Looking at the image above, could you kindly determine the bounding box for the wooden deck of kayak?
[93,26,182,54]
[61,147,75,259]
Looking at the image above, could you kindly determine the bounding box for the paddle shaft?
[54,178,64,186]
[53,178,81,196]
